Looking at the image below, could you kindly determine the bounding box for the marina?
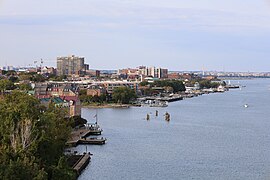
[76,79,270,180]
[66,116,106,175]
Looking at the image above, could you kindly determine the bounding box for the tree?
[31,74,46,82]
[152,80,186,93]
[18,83,33,91]
[139,81,149,86]
[0,79,16,94]
[19,74,32,81]
[79,89,87,96]
[112,87,137,104]
[199,80,220,89]
[9,76,19,83]
[0,91,75,179]
[48,75,67,81]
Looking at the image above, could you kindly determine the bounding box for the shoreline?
[82,104,132,109]
[82,90,230,109]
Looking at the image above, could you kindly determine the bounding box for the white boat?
[244,104,249,108]
[217,85,225,92]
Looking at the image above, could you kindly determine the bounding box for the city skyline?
[1,0,270,71]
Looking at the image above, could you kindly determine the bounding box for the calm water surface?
[76,79,270,180]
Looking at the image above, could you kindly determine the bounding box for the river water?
[76,79,270,180]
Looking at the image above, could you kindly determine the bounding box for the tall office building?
[57,55,89,76]
[156,68,168,79]
[143,67,168,79]
[118,66,168,79]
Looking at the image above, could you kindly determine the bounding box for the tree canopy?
[0,79,16,93]
[0,91,76,179]
[152,80,186,93]
[112,87,136,104]
[199,80,220,89]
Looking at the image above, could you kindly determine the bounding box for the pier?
[67,124,105,147]
[65,123,106,178]
[69,125,102,140]
[67,127,106,147]
[69,153,91,176]
[79,137,107,145]
[142,95,183,103]
[67,137,107,147]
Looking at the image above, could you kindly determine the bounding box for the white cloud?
[1,0,270,71]
[1,3,270,33]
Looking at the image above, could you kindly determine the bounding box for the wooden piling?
[146,113,150,120]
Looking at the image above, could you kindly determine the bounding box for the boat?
[85,123,103,135]
[85,110,103,135]
[149,100,168,107]
[217,85,225,92]
[244,104,249,108]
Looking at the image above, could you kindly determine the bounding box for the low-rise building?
[86,70,100,78]
[35,82,81,117]
[94,81,139,94]
[168,73,180,79]
[40,96,81,117]
[41,67,56,76]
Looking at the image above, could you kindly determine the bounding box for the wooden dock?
[83,129,102,136]
[68,126,103,146]
[79,137,107,145]
[65,124,105,176]
[72,153,91,176]
[66,137,107,147]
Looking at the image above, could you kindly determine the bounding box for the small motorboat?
[244,104,249,108]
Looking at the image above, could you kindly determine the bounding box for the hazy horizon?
[0,0,270,71]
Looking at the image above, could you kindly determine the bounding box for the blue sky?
[0,0,270,71]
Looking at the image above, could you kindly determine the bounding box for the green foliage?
[0,79,16,93]
[0,156,42,180]
[18,72,46,82]
[112,87,137,104]
[31,74,46,82]
[152,80,186,93]
[141,88,155,96]
[139,81,149,86]
[48,75,67,81]
[80,94,107,105]
[2,70,16,76]
[199,80,220,89]
[0,91,75,179]
[49,157,76,180]
[18,83,33,91]
[79,89,107,105]
[19,74,32,81]
[68,116,87,128]
[21,73,68,82]
[79,89,87,96]
[9,76,19,83]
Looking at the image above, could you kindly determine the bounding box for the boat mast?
[95,109,98,125]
